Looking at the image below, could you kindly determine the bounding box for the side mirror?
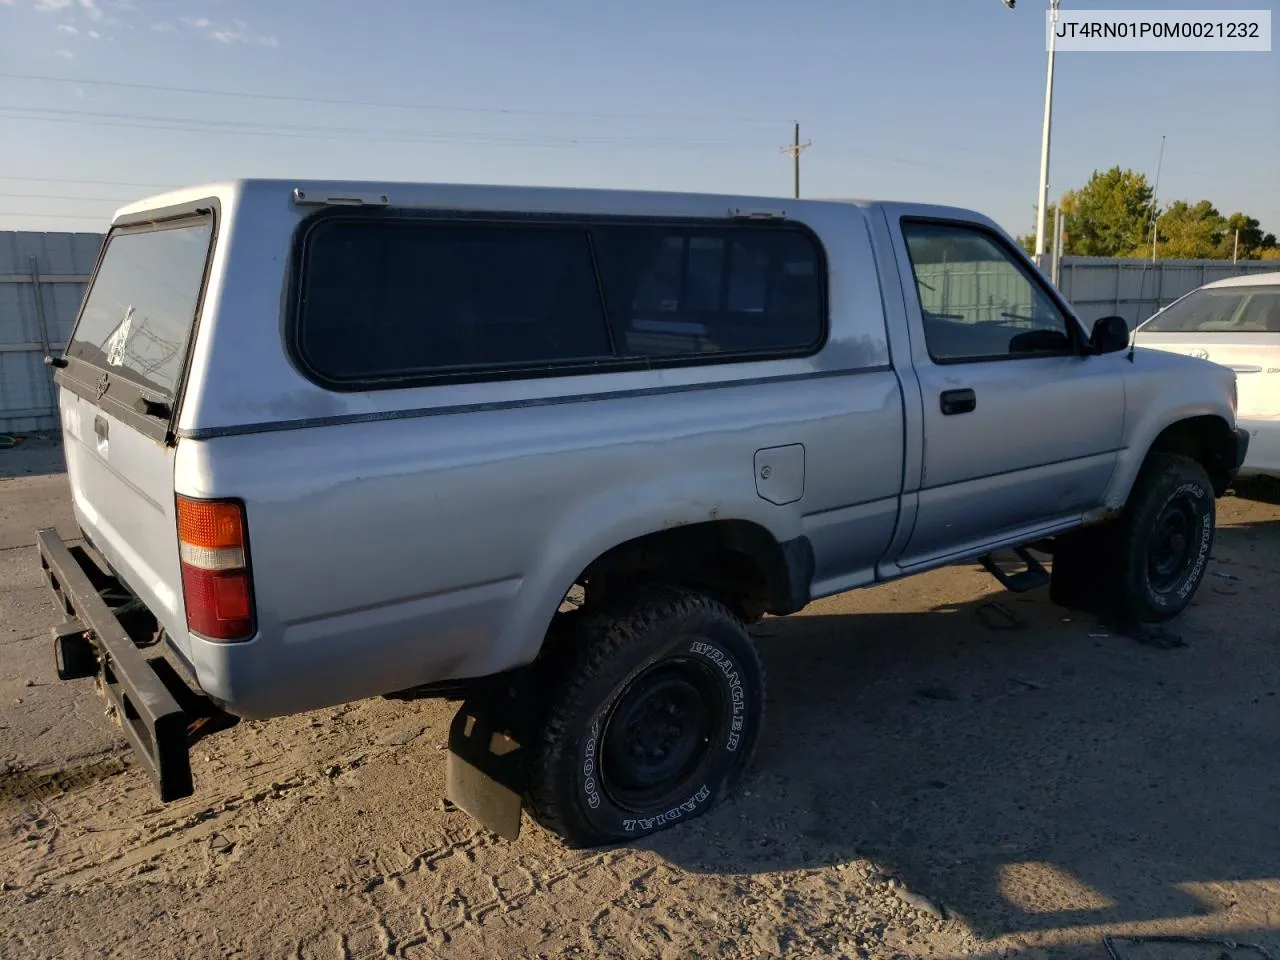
[1089,315,1129,355]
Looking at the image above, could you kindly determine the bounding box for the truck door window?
[901,221,1073,363]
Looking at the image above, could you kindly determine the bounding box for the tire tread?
[525,584,763,847]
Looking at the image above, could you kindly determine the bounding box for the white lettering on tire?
[688,641,746,751]
[623,784,712,833]
[1149,482,1213,606]
[1178,511,1213,600]
[583,721,601,809]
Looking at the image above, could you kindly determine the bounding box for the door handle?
[1227,365,1263,374]
[94,415,109,440]
[940,388,976,416]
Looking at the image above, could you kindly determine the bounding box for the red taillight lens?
[176,496,255,642]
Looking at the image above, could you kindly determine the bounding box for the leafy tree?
[1016,175,1278,261]
[1062,168,1156,256]
[1146,200,1226,259]
[1218,212,1277,259]
[1016,167,1155,257]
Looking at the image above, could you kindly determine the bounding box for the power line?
[0,107,1006,175]
[0,107,764,150]
[0,103,760,145]
[0,211,108,221]
[0,71,785,126]
[0,192,131,202]
[0,175,178,189]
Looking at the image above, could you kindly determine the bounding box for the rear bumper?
[36,527,206,802]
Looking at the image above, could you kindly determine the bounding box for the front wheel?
[1051,454,1216,623]
[526,585,764,848]
[1114,453,1216,622]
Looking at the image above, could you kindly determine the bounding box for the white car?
[1137,271,1280,478]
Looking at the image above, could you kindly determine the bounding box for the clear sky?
[0,0,1276,237]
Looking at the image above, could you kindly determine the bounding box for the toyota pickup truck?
[35,179,1248,847]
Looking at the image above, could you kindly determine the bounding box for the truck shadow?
[1232,476,1280,506]
[644,518,1280,943]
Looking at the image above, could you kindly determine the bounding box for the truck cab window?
[901,221,1072,362]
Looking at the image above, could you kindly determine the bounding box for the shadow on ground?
[644,519,1280,946]
[0,439,66,480]
[1233,476,1280,506]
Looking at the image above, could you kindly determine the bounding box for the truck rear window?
[67,216,214,399]
[293,215,826,387]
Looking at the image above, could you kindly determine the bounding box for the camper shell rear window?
[67,215,215,400]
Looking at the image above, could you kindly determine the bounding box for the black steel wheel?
[1117,453,1216,622]
[526,584,764,848]
[598,658,724,811]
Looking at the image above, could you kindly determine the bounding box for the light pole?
[1034,0,1062,261]
[1004,0,1063,264]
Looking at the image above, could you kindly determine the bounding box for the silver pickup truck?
[36,179,1248,847]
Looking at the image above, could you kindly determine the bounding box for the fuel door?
[754,444,805,506]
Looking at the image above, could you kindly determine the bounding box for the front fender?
[1096,349,1238,512]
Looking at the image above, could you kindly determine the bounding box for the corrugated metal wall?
[1054,257,1279,329]
[0,231,102,433]
[914,261,1036,326]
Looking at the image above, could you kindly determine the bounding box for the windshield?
[1142,284,1280,334]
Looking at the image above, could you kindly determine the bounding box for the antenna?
[1149,134,1166,262]
[1132,134,1167,363]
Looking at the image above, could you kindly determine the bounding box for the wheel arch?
[1099,411,1240,517]
[1144,415,1239,495]
[481,481,810,678]
[576,519,815,621]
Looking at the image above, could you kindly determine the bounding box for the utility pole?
[1051,203,1064,285]
[780,122,812,199]
[1033,0,1063,263]
[1233,229,1240,263]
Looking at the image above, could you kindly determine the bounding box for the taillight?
[176,496,255,642]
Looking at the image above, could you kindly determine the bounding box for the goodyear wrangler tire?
[1114,453,1216,623]
[526,585,764,848]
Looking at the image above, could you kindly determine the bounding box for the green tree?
[1218,212,1278,259]
[1062,167,1156,256]
[1145,200,1227,259]
[1016,167,1155,257]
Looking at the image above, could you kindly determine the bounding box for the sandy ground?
[1,440,1278,960]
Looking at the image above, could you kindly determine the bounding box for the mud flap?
[445,669,539,841]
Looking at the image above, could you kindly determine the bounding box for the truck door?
[886,215,1127,568]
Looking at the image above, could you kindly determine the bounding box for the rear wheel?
[526,585,764,848]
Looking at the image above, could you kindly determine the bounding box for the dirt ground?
[2,439,1278,960]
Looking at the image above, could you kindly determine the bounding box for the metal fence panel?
[913,261,1036,326]
[1056,256,1278,330]
[0,231,102,433]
